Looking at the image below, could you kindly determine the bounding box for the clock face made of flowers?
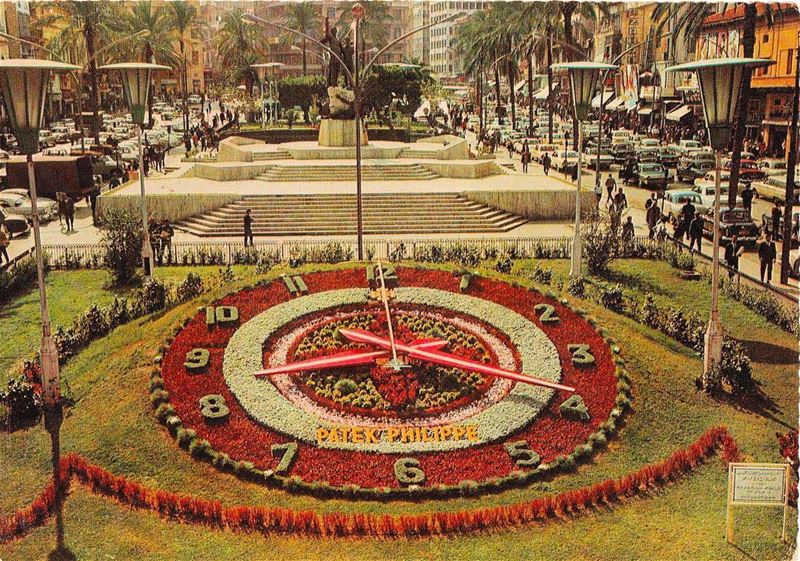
[160,267,624,498]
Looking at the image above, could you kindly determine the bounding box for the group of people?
[148,219,175,265]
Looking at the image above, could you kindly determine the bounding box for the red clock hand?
[338,328,575,392]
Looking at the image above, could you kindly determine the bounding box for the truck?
[5,155,95,199]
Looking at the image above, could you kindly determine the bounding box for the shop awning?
[638,105,654,116]
[533,83,559,100]
[591,91,616,109]
[665,104,693,122]
[606,97,625,111]
[514,79,527,92]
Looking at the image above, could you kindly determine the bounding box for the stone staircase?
[252,149,292,161]
[254,162,439,182]
[176,193,528,237]
[399,148,439,159]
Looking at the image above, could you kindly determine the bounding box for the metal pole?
[780,34,800,284]
[596,86,605,189]
[78,73,85,153]
[570,122,583,279]
[354,16,363,261]
[138,125,153,279]
[703,149,723,373]
[27,154,60,406]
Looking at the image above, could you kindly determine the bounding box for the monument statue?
[321,18,344,89]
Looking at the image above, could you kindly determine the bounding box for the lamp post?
[666,58,773,375]
[0,59,79,407]
[551,61,618,280]
[99,63,171,280]
[243,10,462,261]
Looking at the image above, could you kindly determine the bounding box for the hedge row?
[0,426,738,542]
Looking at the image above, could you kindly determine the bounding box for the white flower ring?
[223,288,562,453]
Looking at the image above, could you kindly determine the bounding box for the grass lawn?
[0,259,796,561]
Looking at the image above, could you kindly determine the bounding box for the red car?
[723,159,765,182]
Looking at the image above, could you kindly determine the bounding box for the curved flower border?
[223,287,561,453]
[156,266,630,499]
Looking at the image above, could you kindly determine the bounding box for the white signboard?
[726,463,791,544]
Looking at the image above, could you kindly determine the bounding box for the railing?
[0,246,35,272]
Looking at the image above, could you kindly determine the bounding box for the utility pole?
[780,32,800,284]
[546,25,553,144]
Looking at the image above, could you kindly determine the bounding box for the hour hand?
[254,350,387,378]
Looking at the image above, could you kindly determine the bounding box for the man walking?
[646,198,661,239]
[244,209,254,247]
[770,200,783,237]
[159,219,174,265]
[758,232,777,284]
[605,174,616,205]
[741,182,754,215]
[542,152,551,176]
[724,234,743,280]
[688,211,704,253]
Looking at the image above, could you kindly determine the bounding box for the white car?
[759,159,789,177]
[671,139,703,155]
[637,137,661,149]
[553,150,579,173]
[38,130,56,148]
[0,191,58,222]
[42,148,69,157]
[691,181,743,209]
[662,190,708,217]
[188,94,202,105]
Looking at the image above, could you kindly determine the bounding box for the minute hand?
[338,328,575,392]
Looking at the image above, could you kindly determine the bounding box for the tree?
[277,75,326,123]
[35,1,121,144]
[99,207,143,286]
[167,1,202,136]
[653,3,793,208]
[282,2,320,76]
[362,64,430,127]
[216,6,262,93]
[116,1,176,128]
[336,1,391,67]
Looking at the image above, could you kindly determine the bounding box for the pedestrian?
[56,191,67,228]
[159,219,174,264]
[622,216,635,243]
[605,174,616,205]
[724,234,744,280]
[679,198,696,240]
[64,196,75,232]
[521,148,530,173]
[646,199,661,239]
[688,211,704,253]
[613,187,628,212]
[89,186,99,225]
[758,232,777,284]
[741,182,754,215]
[243,209,254,247]
[645,192,658,210]
[0,224,10,264]
[542,152,551,176]
[149,220,162,264]
[654,216,669,242]
[770,200,783,237]
[594,181,602,203]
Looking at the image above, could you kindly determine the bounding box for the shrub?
[529,264,553,285]
[599,284,626,313]
[176,273,204,302]
[494,257,513,274]
[567,277,586,298]
[583,215,619,275]
[106,297,130,329]
[0,254,39,304]
[718,339,753,394]
[99,207,143,286]
[0,375,41,422]
[74,304,110,345]
[334,378,358,395]
[135,279,169,315]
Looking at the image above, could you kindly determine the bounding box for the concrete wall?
[420,160,500,178]
[97,192,242,223]
[218,136,262,162]
[462,189,598,220]
[191,162,273,181]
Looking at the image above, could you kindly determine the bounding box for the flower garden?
[0,256,797,561]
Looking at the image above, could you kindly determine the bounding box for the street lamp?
[551,61,618,280]
[0,59,80,406]
[99,62,171,280]
[666,57,772,375]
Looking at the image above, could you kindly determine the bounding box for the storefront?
[762,92,793,156]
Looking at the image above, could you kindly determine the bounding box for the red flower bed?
[0,427,739,542]
[160,267,620,490]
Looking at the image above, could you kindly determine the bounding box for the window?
[763,34,769,43]
[787,49,794,75]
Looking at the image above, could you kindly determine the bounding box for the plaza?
[0,2,799,561]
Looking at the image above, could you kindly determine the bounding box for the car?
[188,94,202,105]
[721,158,765,182]
[692,181,743,209]
[759,159,789,177]
[694,170,731,190]
[584,149,614,171]
[671,139,703,155]
[610,142,634,163]
[637,137,661,149]
[531,143,560,164]
[657,147,679,168]
[702,207,760,245]
[627,162,670,189]
[0,191,59,222]
[38,130,56,148]
[611,130,632,145]
[636,146,660,163]
[553,150,579,173]
[662,190,708,217]
[42,148,69,157]
[675,159,715,183]
[751,175,800,204]
[117,144,139,163]
[0,206,30,237]
[51,126,71,144]
[91,154,123,180]
[761,211,800,243]
[788,248,800,278]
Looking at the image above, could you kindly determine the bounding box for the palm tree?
[116,1,176,128]
[282,2,320,75]
[216,6,261,93]
[652,2,794,208]
[167,1,202,136]
[34,1,121,144]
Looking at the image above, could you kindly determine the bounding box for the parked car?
[611,130,633,145]
[751,175,800,204]
[627,162,670,189]
[788,248,800,278]
[0,191,58,222]
[610,142,634,163]
[692,181,743,209]
[51,126,71,144]
[702,207,760,245]
[671,139,703,155]
[91,154,124,180]
[0,206,30,237]
[637,137,661,149]
[761,210,800,243]
[677,154,716,182]
[759,159,789,177]
[553,150,579,173]
[722,158,765,182]
[42,148,70,157]
[531,143,560,164]
[117,144,139,164]
[662,190,708,217]
[636,146,660,163]
[584,149,614,170]
[694,170,731,191]
[657,147,679,168]
[38,130,56,148]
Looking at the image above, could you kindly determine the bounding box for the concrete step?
[252,150,291,161]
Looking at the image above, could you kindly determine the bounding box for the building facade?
[429,1,489,78]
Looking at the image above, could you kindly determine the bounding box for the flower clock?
[159,266,628,498]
